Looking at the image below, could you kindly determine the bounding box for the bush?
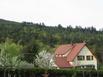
[0,68,103,77]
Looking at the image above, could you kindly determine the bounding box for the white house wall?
[73,46,97,69]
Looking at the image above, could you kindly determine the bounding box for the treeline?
[0,19,103,63]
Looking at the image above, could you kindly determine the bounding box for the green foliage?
[0,38,23,68]
[0,38,23,56]
[19,61,34,69]
[0,19,103,63]
[0,68,103,77]
[22,39,40,63]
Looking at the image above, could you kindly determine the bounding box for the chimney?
[71,41,73,46]
[83,41,86,44]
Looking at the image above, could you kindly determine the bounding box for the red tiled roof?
[55,44,73,55]
[55,57,72,68]
[67,43,85,61]
[55,43,86,67]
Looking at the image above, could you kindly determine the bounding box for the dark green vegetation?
[0,19,103,63]
[0,68,103,77]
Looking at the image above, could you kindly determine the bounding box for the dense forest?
[0,19,103,63]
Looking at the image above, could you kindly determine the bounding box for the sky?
[0,0,103,30]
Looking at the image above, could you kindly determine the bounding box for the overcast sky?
[0,0,103,30]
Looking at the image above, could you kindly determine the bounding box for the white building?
[55,43,97,70]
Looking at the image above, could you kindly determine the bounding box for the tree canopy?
[0,19,103,63]
[0,38,23,68]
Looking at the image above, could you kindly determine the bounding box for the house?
[55,43,97,69]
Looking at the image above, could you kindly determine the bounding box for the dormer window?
[55,54,62,57]
[59,55,62,57]
[56,55,58,57]
[63,55,66,57]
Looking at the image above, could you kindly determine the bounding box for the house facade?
[55,43,97,69]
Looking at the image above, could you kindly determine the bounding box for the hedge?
[0,68,103,77]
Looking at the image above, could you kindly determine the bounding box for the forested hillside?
[0,19,103,63]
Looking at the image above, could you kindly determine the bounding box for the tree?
[34,50,54,69]
[0,38,23,68]
[22,39,40,63]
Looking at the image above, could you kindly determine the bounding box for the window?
[55,55,62,57]
[76,65,95,69]
[86,65,95,68]
[59,55,62,57]
[56,55,58,57]
[77,55,85,60]
[86,55,93,60]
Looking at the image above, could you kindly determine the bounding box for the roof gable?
[67,43,85,61]
[55,43,86,61]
